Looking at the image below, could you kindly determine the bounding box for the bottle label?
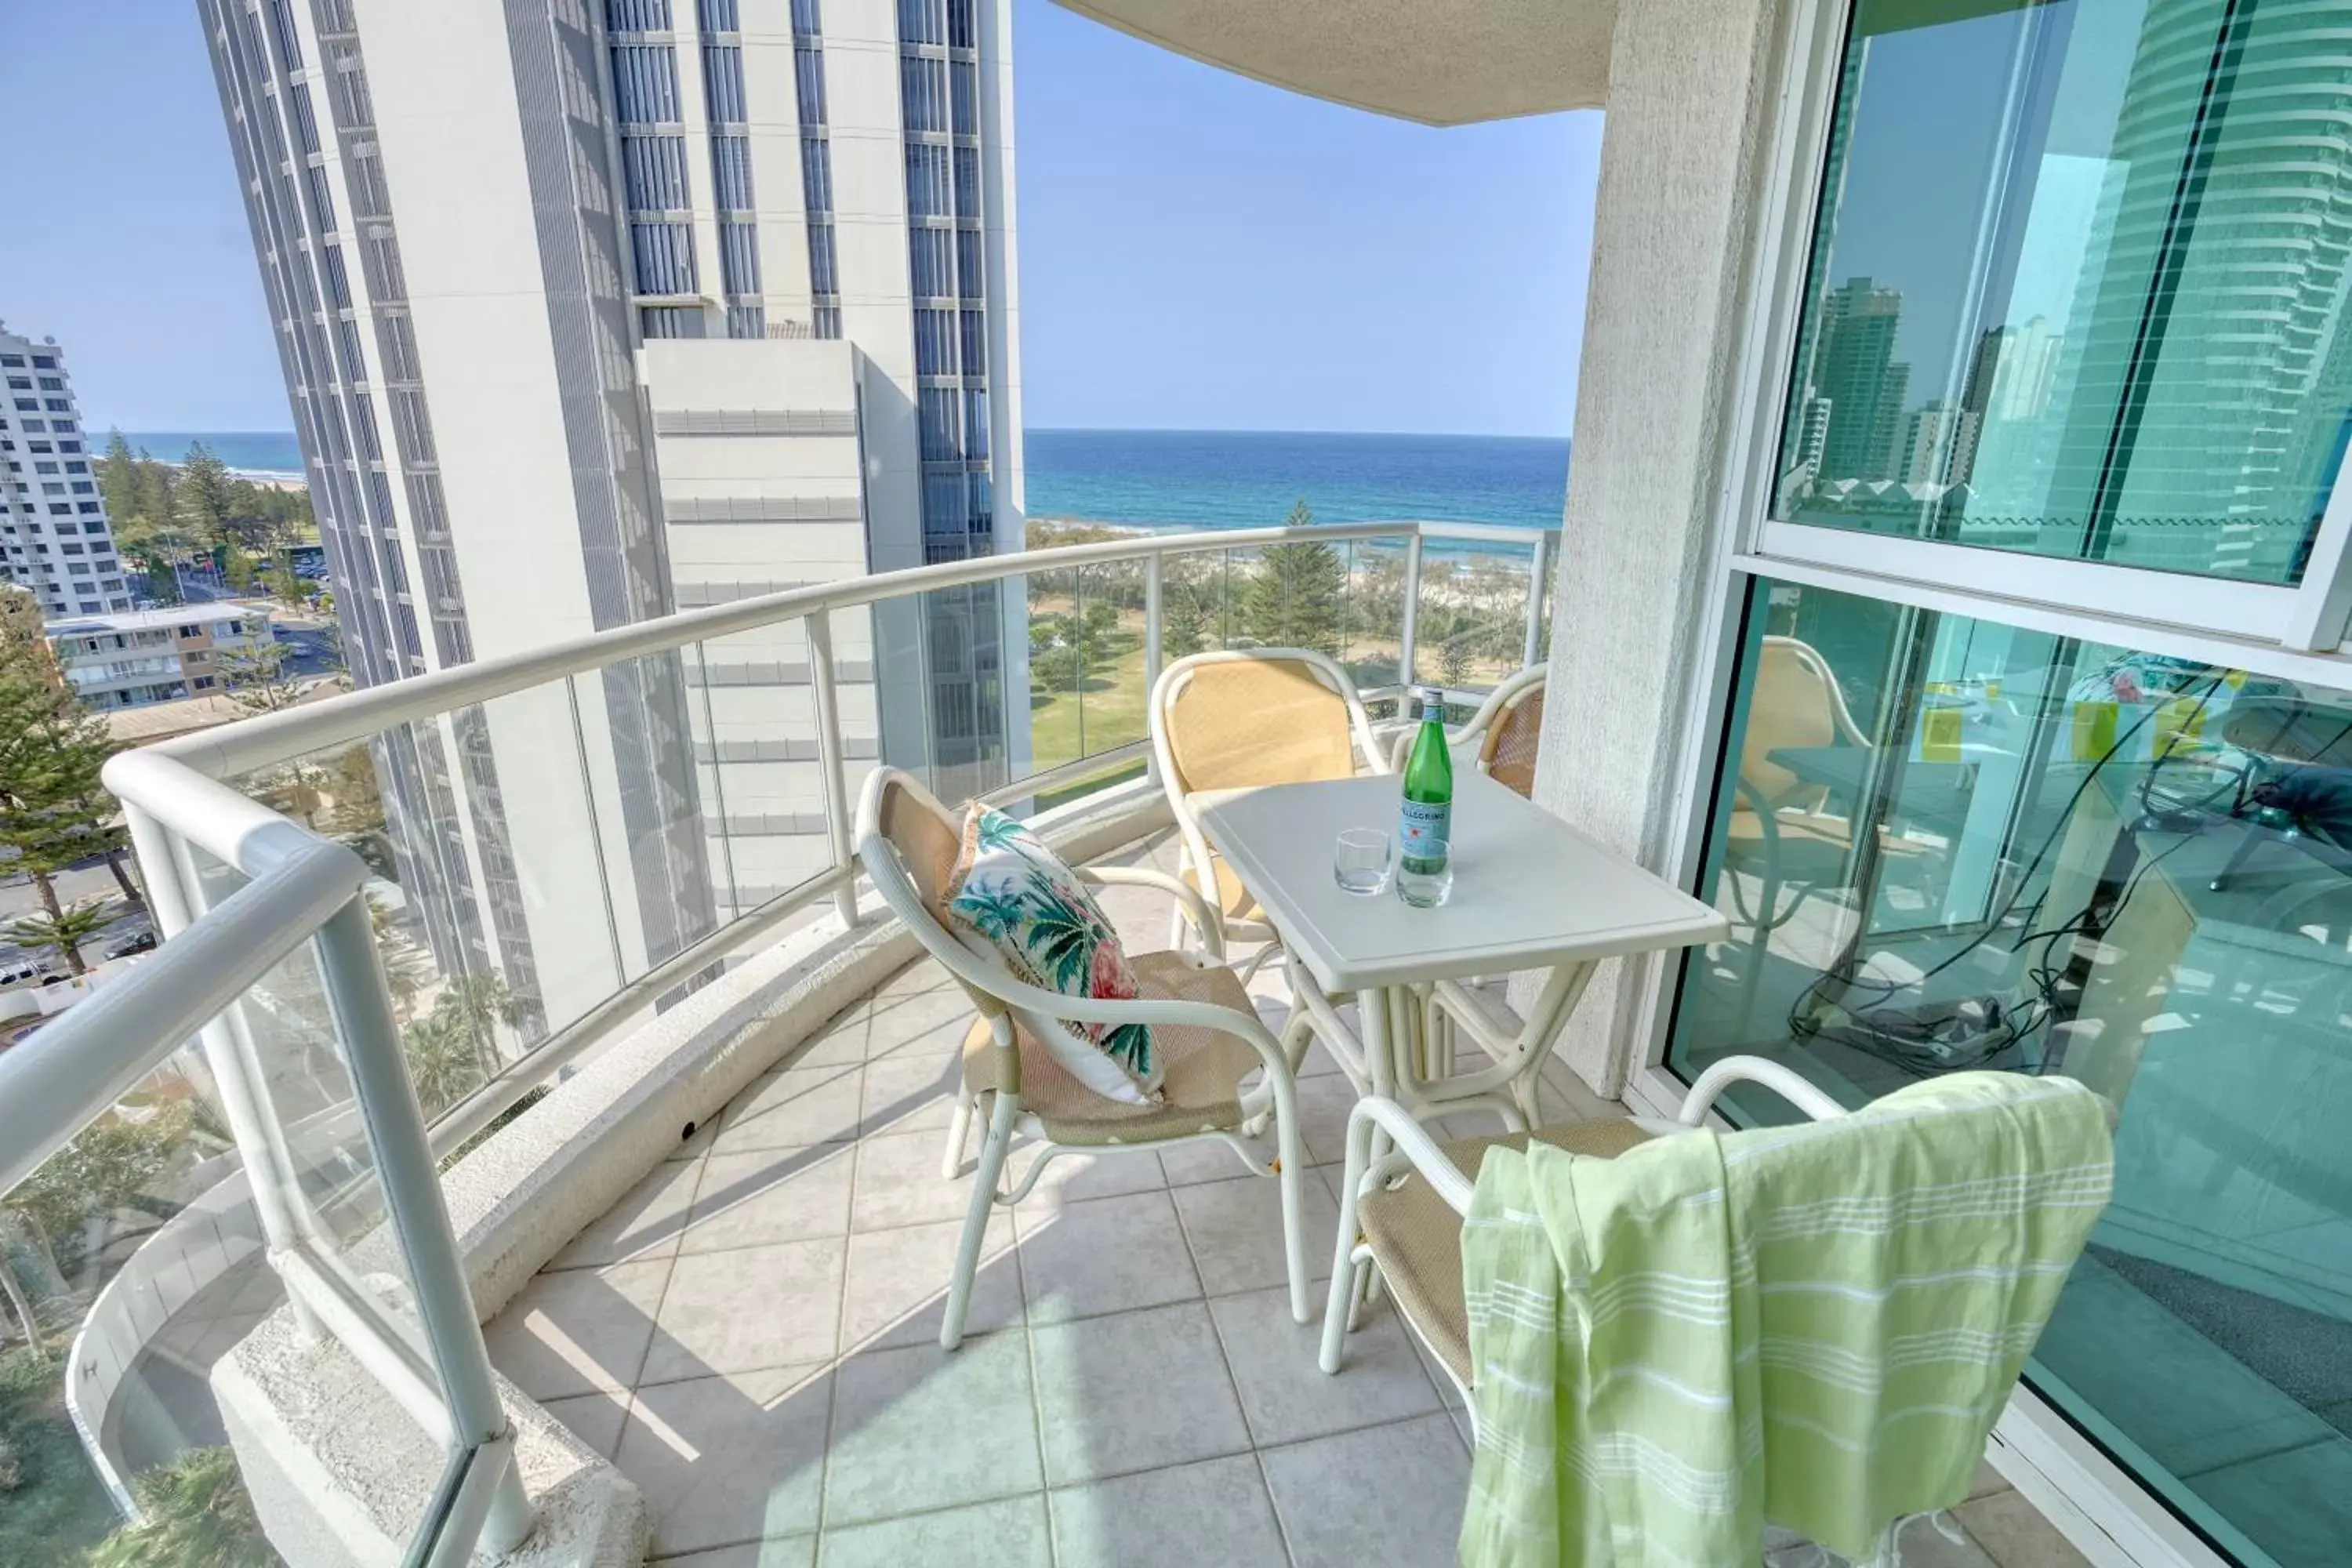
[1399,797,1450,866]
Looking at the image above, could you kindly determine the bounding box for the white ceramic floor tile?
[839,1212,1021,1352]
[641,1238,846,1385]
[619,1363,832,1558]
[715,1064,866,1154]
[539,1390,631,1459]
[1158,1131,1274,1188]
[1049,1453,1290,1568]
[1005,1143,1169,1208]
[1210,1284,1442,1446]
[1013,1189,1203,1324]
[817,1494,1051,1568]
[484,1258,670,1400]
[682,1147,857,1253]
[1261,1414,1470,1568]
[550,1160,703,1270]
[823,1330,1042,1525]
[1171,1166,1341,1297]
[1030,1301,1250,1483]
[851,1129,990,1232]
[1955,1490,2090,1568]
[858,1050,963,1139]
[650,1539,815,1567]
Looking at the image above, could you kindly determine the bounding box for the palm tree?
[3,899,120,978]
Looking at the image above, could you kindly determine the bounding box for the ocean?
[116,427,1570,534]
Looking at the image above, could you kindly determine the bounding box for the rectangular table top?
[1194,771,1727,993]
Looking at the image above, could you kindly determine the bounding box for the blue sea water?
[115,427,1572,533]
[1024,429,1566,534]
[117,431,307,474]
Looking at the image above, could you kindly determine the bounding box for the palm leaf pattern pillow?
[946,806,1163,1105]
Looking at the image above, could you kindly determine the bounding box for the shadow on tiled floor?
[485,830,2085,1567]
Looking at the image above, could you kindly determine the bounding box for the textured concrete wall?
[1532,0,1788,1095]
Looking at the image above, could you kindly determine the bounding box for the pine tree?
[97,430,142,525]
[1242,499,1346,655]
[0,639,136,919]
[178,441,236,551]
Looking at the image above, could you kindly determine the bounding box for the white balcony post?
[806,612,859,927]
[1399,532,1425,689]
[564,674,631,985]
[314,899,534,1555]
[1143,554,1165,783]
[1523,532,1551,670]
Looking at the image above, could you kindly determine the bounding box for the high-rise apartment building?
[0,325,135,619]
[200,0,1026,1033]
[1810,277,1911,484]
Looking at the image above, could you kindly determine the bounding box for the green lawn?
[1028,630,1149,774]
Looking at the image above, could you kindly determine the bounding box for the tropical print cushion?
[946,806,1163,1105]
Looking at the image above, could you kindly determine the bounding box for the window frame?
[1722,0,2352,656]
[1621,2,2328,1563]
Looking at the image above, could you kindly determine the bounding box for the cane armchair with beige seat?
[1387,662,1547,798]
[1149,648,1389,956]
[1319,1055,1847,1396]
[855,766,1317,1350]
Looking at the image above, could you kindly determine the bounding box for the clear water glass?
[1334,828,1392,896]
[1397,836,1454,909]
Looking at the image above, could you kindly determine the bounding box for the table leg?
[1356,987,1397,1164]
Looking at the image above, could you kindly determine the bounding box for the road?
[149,572,343,678]
[0,856,156,982]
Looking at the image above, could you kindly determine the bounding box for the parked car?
[107,931,158,960]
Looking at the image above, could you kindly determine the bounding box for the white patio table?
[1194,771,1728,1127]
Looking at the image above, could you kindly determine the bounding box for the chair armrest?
[1675,1054,1847,1126]
[1341,1096,1476,1215]
[1076,865,1216,946]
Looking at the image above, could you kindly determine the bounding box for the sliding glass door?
[1656,2,2352,1563]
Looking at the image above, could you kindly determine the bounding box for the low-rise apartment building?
[45,603,274,709]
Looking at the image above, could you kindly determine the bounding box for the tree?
[216,639,303,715]
[97,430,142,526]
[3,899,118,978]
[177,443,238,552]
[401,974,521,1118]
[84,1446,274,1568]
[1242,500,1346,655]
[0,641,138,919]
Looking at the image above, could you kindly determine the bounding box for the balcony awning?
[1048,0,1613,126]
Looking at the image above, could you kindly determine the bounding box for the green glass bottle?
[1398,685,1453,881]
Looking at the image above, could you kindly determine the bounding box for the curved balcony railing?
[155,519,1556,1154]
[0,518,1555,1564]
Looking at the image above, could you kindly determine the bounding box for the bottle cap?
[1416,685,1445,713]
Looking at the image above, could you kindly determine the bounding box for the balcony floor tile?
[490,922,2083,1568]
[1029,1301,1250,1484]
[1047,1453,1290,1568]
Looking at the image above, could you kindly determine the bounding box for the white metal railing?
[154,518,1556,1155]
[2,518,1555,1564]
[0,752,534,1566]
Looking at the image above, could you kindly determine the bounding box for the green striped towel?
[1458,1072,2112,1568]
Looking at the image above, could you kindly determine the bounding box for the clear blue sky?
[0,0,1599,438]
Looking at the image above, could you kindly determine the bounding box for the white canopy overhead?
[1047,0,1613,126]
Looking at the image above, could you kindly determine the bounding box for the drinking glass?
[1334,828,1392,895]
[1397,836,1454,908]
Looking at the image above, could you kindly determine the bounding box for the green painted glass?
[1399,686,1452,874]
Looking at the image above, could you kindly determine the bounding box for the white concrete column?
[1530,0,1789,1096]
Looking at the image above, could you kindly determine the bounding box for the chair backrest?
[1150,648,1381,797]
[1472,666,1547,798]
[1740,635,1867,807]
[855,766,1007,1023]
